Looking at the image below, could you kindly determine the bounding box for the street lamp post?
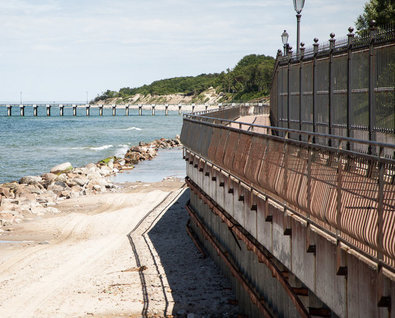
[281,30,289,55]
[293,0,305,56]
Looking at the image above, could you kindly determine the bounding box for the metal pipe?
[296,13,301,56]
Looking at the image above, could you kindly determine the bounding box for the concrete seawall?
[181,105,395,317]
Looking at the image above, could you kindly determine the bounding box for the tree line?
[93,54,275,103]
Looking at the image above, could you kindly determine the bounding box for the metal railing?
[181,106,395,272]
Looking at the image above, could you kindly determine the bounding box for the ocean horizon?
[0,108,184,184]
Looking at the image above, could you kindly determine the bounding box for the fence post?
[299,43,305,139]
[287,46,293,130]
[328,33,336,146]
[377,146,384,265]
[313,38,319,142]
[347,27,354,150]
[368,20,377,153]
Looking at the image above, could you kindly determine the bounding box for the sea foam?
[124,127,142,131]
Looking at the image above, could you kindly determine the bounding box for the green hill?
[94,54,275,104]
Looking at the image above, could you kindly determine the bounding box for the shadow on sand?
[127,189,239,318]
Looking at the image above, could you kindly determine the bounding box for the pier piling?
[112,104,116,116]
[33,105,38,116]
[46,104,51,117]
[59,104,64,116]
[7,105,12,116]
[72,105,77,116]
[19,105,25,117]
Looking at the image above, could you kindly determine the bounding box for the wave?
[114,144,130,158]
[71,145,114,151]
[124,127,142,131]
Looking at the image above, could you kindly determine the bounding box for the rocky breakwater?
[0,136,181,228]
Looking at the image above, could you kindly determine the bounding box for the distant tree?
[94,53,275,103]
[356,0,395,31]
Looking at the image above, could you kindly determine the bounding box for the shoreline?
[0,136,241,317]
[0,136,182,229]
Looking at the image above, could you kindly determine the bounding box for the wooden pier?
[0,103,225,117]
[0,102,267,117]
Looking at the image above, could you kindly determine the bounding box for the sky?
[0,0,367,103]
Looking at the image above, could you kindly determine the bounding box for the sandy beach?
[0,176,240,318]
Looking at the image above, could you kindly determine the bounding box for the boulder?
[93,185,102,192]
[73,177,88,187]
[50,162,73,174]
[0,187,11,199]
[47,183,66,195]
[85,163,97,170]
[15,190,36,201]
[41,173,57,182]
[19,176,42,185]
[0,212,16,226]
[56,174,68,182]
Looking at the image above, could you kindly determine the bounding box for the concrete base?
[185,165,394,318]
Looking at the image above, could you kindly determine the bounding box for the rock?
[60,191,71,198]
[0,187,11,198]
[15,188,36,201]
[85,163,97,170]
[41,173,57,182]
[73,177,88,187]
[56,174,68,182]
[26,184,43,195]
[50,162,73,174]
[93,185,102,192]
[47,183,66,195]
[0,212,16,226]
[19,176,42,185]
[100,166,112,176]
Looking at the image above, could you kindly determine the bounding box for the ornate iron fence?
[270,24,395,155]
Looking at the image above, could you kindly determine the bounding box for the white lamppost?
[293,0,305,56]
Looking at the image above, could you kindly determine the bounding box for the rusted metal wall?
[181,107,395,272]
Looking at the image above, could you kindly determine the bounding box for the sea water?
[0,107,184,184]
